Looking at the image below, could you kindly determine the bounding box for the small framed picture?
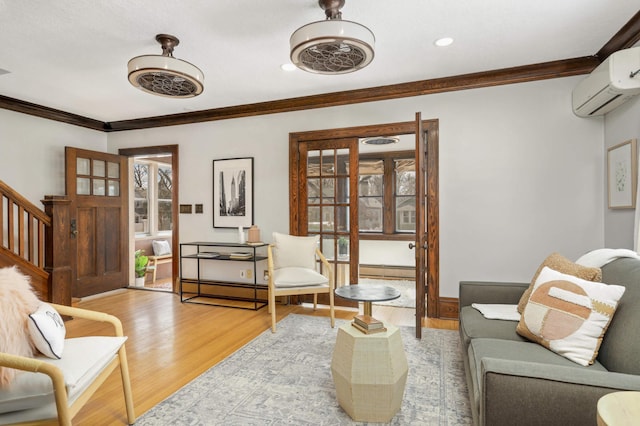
[607,139,637,209]
[213,157,254,228]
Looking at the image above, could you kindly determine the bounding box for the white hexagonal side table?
[331,323,408,422]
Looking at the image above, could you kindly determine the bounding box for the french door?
[290,115,439,337]
[294,138,359,306]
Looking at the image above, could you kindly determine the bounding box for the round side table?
[334,284,400,317]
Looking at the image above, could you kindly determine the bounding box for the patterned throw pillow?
[517,253,602,314]
[516,267,625,366]
[28,302,66,359]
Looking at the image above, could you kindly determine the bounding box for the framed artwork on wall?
[607,139,637,209]
[213,157,254,228]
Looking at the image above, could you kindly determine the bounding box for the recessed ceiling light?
[281,63,297,72]
[361,136,399,145]
[434,37,454,47]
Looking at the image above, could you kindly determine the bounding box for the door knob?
[409,242,428,250]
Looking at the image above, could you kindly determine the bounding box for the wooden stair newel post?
[42,195,72,306]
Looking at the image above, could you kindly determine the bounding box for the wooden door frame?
[118,145,180,293]
[289,119,441,319]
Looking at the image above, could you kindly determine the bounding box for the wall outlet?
[263,270,269,281]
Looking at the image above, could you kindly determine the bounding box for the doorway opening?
[357,136,417,315]
[119,145,180,293]
[289,117,439,333]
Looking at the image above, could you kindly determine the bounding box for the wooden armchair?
[0,304,135,425]
[267,233,335,333]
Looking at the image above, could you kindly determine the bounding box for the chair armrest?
[459,281,529,308]
[0,352,70,420]
[50,304,124,337]
[316,248,334,289]
[480,358,640,425]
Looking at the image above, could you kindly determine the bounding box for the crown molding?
[1,10,638,133]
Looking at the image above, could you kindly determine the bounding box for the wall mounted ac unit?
[572,46,640,117]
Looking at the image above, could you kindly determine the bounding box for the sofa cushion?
[517,253,602,314]
[467,338,608,425]
[516,267,625,366]
[459,306,525,351]
[598,257,640,374]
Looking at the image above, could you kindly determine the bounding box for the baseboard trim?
[439,297,459,320]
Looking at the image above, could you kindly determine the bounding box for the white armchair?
[0,303,135,425]
[267,232,335,333]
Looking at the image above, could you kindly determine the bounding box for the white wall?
[603,95,640,249]
[0,109,107,203]
[0,77,609,299]
[108,76,605,298]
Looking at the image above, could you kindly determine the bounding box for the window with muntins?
[358,152,415,235]
[134,160,172,236]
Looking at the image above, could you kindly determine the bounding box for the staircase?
[0,179,71,305]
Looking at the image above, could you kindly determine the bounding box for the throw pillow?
[272,232,318,270]
[28,302,66,359]
[516,266,625,366]
[0,266,40,387]
[152,240,172,256]
[517,252,602,314]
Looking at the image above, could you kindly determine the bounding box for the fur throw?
[0,266,40,387]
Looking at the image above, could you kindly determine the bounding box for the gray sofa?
[458,257,640,426]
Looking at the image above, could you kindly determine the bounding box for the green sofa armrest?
[479,358,640,426]
[459,281,529,308]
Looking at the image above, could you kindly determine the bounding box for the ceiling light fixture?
[361,136,399,145]
[128,34,204,98]
[290,0,375,75]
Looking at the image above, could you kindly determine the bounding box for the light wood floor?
[68,288,457,425]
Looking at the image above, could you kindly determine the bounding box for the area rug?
[137,314,471,425]
[359,278,417,308]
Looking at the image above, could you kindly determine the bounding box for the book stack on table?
[229,252,253,260]
[351,314,387,334]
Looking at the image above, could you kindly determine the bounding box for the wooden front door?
[65,147,129,297]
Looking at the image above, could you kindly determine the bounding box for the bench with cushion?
[144,240,172,283]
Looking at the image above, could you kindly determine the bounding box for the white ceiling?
[1,1,638,123]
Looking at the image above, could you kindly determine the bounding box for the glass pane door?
[301,139,359,290]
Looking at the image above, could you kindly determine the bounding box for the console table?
[179,241,268,310]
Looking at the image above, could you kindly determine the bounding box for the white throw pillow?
[28,302,65,359]
[152,240,172,256]
[516,267,625,366]
[273,267,329,288]
[272,232,318,270]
